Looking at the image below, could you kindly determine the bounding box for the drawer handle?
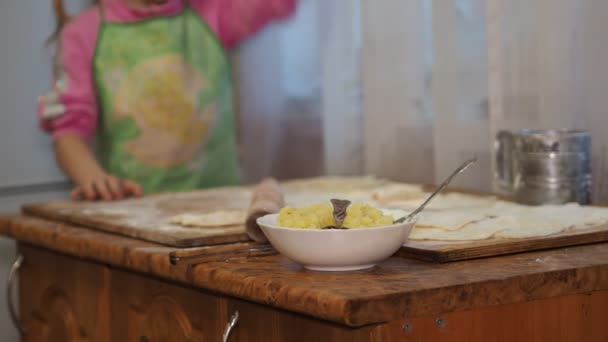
[222,310,239,342]
[6,254,25,335]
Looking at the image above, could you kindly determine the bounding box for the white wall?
[0,1,62,187]
[0,0,90,340]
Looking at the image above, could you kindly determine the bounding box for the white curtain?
[486,0,608,202]
[357,0,489,188]
[235,0,325,183]
[582,0,608,203]
[235,0,608,203]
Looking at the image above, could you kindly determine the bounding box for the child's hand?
[52,134,144,201]
[70,172,143,201]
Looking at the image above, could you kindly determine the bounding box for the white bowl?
[256,209,415,272]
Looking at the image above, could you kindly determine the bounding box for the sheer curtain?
[234,0,608,203]
[367,0,608,201]
[358,0,489,189]
[486,0,608,202]
[234,0,364,183]
[360,0,434,184]
[582,0,608,203]
[235,0,325,184]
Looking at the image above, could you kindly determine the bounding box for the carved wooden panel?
[128,296,203,341]
[19,245,111,342]
[25,287,88,342]
[110,269,226,342]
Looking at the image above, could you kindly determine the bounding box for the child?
[38,0,296,201]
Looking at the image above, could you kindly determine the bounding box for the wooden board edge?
[395,247,449,263]
[399,228,608,263]
[22,205,251,248]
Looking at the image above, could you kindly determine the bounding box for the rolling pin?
[245,178,284,242]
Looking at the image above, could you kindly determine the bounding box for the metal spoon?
[320,199,351,229]
[393,157,478,224]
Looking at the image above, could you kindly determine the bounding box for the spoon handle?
[394,157,477,223]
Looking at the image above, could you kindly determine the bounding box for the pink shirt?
[38,0,296,140]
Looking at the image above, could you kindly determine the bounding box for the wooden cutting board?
[398,224,608,263]
[22,186,253,248]
[392,187,608,263]
[22,176,608,258]
[19,176,388,248]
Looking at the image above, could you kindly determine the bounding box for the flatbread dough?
[170,210,246,228]
[372,183,424,203]
[282,175,387,192]
[415,210,494,231]
[408,201,608,241]
[278,176,608,242]
[410,221,499,241]
[386,192,497,211]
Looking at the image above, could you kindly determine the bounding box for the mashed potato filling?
[277,202,393,229]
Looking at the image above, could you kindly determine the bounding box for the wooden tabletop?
[2,215,608,327]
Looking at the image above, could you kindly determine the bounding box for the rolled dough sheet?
[170,210,246,228]
[372,183,425,203]
[282,175,387,192]
[408,202,608,241]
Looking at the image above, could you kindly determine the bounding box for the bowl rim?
[256,212,417,233]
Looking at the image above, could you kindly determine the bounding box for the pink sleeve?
[193,0,297,50]
[37,8,100,141]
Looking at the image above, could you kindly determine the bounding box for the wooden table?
[2,215,608,341]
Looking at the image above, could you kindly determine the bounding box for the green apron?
[93,2,241,194]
